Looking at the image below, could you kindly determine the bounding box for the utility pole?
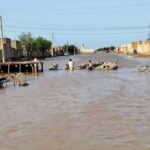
[148,24,150,40]
[81,43,84,51]
[51,32,54,58]
[0,16,5,63]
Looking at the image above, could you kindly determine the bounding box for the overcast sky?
[0,0,150,49]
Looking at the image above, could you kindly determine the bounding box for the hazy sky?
[0,0,150,49]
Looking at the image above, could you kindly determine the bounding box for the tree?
[34,36,52,58]
[97,46,115,52]
[18,32,34,58]
[110,46,115,51]
[62,44,78,55]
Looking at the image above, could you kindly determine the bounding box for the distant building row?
[0,38,64,61]
[115,40,150,54]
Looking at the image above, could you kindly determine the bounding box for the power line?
[4,25,149,31]
[4,29,150,36]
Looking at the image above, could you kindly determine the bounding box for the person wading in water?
[68,59,74,71]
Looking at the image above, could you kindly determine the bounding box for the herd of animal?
[77,61,118,71]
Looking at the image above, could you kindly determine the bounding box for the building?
[11,40,23,59]
[80,48,95,53]
[80,44,95,53]
[0,38,15,61]
[0,38,24,61]
[115,40,150,55]
[50,46,64,56]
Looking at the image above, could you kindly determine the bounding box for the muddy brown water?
[0,53,150,150]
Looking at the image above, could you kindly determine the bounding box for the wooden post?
[8,64,10,74]
[19,64,21,72]
[30,64,34,73]
[41,62,43,72]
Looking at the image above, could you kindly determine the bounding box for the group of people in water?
[67,59,92,71]
[49,58,93,71]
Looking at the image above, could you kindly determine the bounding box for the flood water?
[0,53,150,150]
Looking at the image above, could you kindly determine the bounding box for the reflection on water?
[0,53,150,150]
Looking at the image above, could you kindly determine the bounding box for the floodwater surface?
[0,53,150,150]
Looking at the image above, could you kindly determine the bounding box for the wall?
[115,40,150,54]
